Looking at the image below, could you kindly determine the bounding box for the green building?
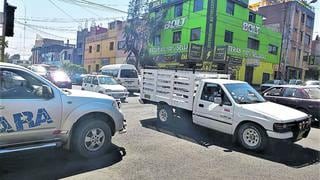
[148,0,282,85]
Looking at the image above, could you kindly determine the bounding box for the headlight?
[273,123,291,133]
[112,101,120,109]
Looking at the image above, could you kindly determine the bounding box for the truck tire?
[72,119,112,158]
[157,104,173,123]
[237,123,267,151]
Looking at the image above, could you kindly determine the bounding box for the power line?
[57,0,127,14]
[48,0,81,24]
[15,21,76,40]
[16,16,126,23]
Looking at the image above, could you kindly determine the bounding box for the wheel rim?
[84,128,105,151]
[159,108,168,122]
[242,128,260,147]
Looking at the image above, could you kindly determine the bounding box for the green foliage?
[124,0,166,68]
[62,62,87,75]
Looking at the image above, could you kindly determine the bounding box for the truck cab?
[0,63,126,158]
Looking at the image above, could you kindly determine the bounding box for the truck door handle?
[199,104,204,108]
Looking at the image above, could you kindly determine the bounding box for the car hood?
[65,89,114,101]
[100,84,126,91]
[241,101,308,122]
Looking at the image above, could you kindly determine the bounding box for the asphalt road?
[0,89,319,180]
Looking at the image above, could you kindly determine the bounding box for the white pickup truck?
[0,63,126,158]
[140,69,311,151]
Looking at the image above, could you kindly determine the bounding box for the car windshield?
[304,88,320,99]
[120,69,138,78]
[225,83,266,104]
[101,69,119,78]
[98,76,118,85]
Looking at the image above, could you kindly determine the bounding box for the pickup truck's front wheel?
[238,123,267,151]
[72,119,112,158]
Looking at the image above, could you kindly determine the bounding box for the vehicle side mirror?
[214,97,222,106]
[42,85,54,99]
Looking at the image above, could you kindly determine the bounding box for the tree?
[62,62,87,75]
[124,0,167,69]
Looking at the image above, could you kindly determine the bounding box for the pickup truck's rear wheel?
[157,104,173,123]
[72,119,112,158]
[238,123,267,151]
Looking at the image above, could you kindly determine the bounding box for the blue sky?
[2,0,320,59]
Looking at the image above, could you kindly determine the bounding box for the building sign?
[228,45,265,59]
[243,22,260,35]
[213,46,227,62]
[101,58,110,65]
[246,58,260,67]
[229,57,243,66]
[149,44,188,55]
[164,17,186,30]
[188,43,203,61]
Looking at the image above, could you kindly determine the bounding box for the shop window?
[249,12,256,23]
[96,44,100,52]
[153,35,161,46]
[262,73,270,84]
[109,42,114,50]
[247,38,259,50]
[224,30,233,43]
[173,31,182,44]
[226,0,235,15]
[174,3,183,17]
[190,28,201,41]
[194,0,203,12]
[268,44,278,55]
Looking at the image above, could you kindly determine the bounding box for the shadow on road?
[0,144,126,180]
[140,113,320,168]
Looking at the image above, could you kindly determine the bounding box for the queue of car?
[1,62,319,158]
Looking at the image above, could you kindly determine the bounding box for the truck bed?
[140,69,230,111]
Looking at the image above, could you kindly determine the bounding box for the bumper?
[106,92,129,99]
[119,119,127,134]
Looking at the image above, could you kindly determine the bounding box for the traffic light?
[4,3,16,37]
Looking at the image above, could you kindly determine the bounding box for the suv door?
[92,76,100,93]
[193,83,233,134]
[0,68,62,147]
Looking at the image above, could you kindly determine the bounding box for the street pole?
[1,0,7,62]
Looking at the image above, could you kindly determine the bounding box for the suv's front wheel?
[72,119,112,158]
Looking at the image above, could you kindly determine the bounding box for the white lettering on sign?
[164,17,186,30]
[150,44,189,54]
[243,22,260,35]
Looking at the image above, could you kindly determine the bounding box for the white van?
[100,64,140,93]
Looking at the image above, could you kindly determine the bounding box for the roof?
[0,62,27,70]
[100,64,136,70]
[203,79,245,84]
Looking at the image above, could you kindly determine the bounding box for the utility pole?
[1,0,7,62]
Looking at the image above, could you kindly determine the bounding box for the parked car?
[260,79,287,92]
[100,64,140,93]
[46,70,72,89]
[0,62,126,158]
[304,80,320,88]
[82,75,129,101]
[70,73,83,85]
[262,85,320,125]
[289,79,303,85]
